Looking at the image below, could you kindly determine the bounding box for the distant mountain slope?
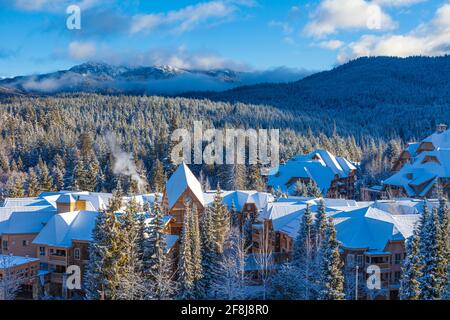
[0,62,308,95]
[186,56,450,110]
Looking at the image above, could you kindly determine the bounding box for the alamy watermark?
[171,121,280,175]
[66,5,81,30]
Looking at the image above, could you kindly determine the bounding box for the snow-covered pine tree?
[419,205,444,300]
[145,197,176,300]
[84,209,121,300]
[199,205,220,298]
[151,159,166,193]
[400,229,422,300]
[293,181,307,197]
[27,167,40,197]
[438,196,449,295]
[270,263,302,300]
[190,203,203,298]
[292,204,315,299]
[40,163,54,191]
[116,197,145,300]
[317,218,345,300]
[211,186,230,254]
[314,200,327,248]
[178,201,195,299]
[247,162,265,191]
[306,180,322,198]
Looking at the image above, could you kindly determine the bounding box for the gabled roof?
[32,211,98,247]
[0,206,56,235]
[331,207,420,251]
[165,163,204,209]
[384,132,450,197]
[203,190,275,212]
[56,194,75,204]
[2,197,52,207]
[268,149,356,196]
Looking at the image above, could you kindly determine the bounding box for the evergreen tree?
[293,181,307,197]
[400,230,422,300]
[314,200,327,248]
[190,204,203,298]
[178,201,195,299]
[247,162,265,191]
[292,204,315,299]
[40,163,54,191]
[419,204,444,300]
[8,174,25,198]
[306,180,322,198]
[84,210,122,300]
[146,197,175,299]
[151,159,166,193]
[27,168,40,197]
[116,197,145,300]
[199,205,220,298]
[437,196,449,294]
[317,218,345,300]
[210,186,230,254]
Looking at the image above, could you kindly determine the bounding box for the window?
[394,253,402,265]
[22,240,29,246]
[39,247,46,256]
[2,240,8,251]
[74,248,81,260]
[394,271,401,283]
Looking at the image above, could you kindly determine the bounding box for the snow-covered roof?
[0,206,56,235]
[384,132,450,197]
[203,190,274,212]
[56,194,75,204]
[258,198,421,251]
[0,255,40,269]
[268,149,356,196]
[32,211,98,248]
[165,163,205,209]
[331,207,420,251]
[2,197,52,207]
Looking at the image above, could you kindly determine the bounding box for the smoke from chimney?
[105,132,146,192]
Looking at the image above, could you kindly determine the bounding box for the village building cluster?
[1,128,450,300]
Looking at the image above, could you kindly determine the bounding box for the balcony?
[48,254,68,266]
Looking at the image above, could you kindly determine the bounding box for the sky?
[0,0,449,78]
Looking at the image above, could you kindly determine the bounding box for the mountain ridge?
[0,62,308,95]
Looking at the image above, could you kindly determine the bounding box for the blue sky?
[0,0,449,77]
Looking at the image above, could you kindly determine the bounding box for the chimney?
[436,123,448,134]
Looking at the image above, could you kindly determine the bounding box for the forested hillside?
[186,56,450,140]
[0,94,404,198]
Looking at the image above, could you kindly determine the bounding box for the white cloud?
[304,0,397,38]
[317,40,345,50]
[337,4,450,62]
[130,1,251,34]
[373,0,427,7]
[13,0,102,11]
[68,41,96,60]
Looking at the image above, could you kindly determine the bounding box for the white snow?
[0,255,40,269]
[32,211,98,247]
[165,163,205,209]
[0,206,56,235]
[384,128,450,197]
[268,149,356,196]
